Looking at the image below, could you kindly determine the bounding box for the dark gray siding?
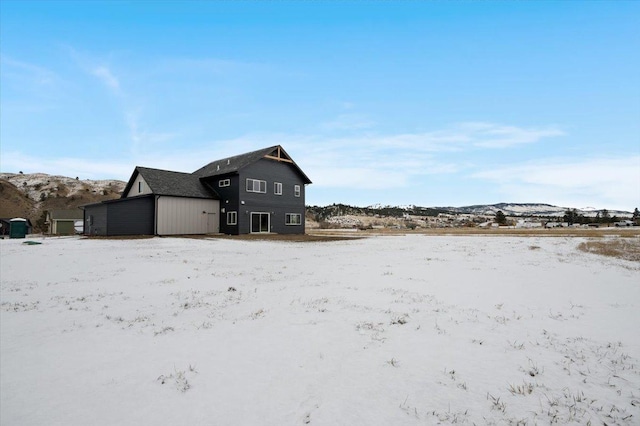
[83,196,155,236]
[238,159,307,234]
[107,196,155,235]
[84,204,108,236]
[203,173,240,234]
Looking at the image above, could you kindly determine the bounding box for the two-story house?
[82,145,311,236]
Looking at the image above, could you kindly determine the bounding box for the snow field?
[1,235,639,425]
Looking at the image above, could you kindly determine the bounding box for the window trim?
[219,179,230,187]
[227,211,237,225]
[285,213,302,226]
[274,182,282,195]
[294,185,301,197]
[246,178,267,193]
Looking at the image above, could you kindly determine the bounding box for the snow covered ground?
[1,235,639,425]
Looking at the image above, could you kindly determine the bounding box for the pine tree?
[564,208,578,225]
[495,210,507,225]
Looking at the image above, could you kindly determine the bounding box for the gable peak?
[264,146,293,163]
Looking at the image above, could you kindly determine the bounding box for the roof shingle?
[128,167,218,199]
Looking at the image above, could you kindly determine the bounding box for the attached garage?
[83,168,220,236]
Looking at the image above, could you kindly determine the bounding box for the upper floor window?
[219,179,230,187]
[274,182,282,195]
[246,178,267,193]
[138,181,143,193]
[294,185,301,197]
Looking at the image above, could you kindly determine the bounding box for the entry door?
[251,212,270,233]
[207,213,218,234]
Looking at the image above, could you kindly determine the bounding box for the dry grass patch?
[313,227,640,238]
[577,238,640,262]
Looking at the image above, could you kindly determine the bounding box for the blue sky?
[1,1,639,210]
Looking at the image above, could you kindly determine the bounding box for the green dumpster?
[9,218,28,239]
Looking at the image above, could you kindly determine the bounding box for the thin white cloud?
[311,122,562,152]
[0,122,573,206]
[172,122,562,190]
[125,111,177,156]
[458,122,564,148]
[62,47,180,155]
[157,57,270,75]
[0,55,57,86]
[92,66,120,92]
[321,114,376,131]
[473,156,640,210]
[0,151,134,181]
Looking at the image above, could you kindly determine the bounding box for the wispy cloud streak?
[92,66,121,92]
[472,156,640,210]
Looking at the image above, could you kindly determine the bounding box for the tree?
[495,210,507,225]
[564,208,578,225]
[600,209,611,224]
[633,208,639,224]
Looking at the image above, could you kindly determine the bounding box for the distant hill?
[308,202,633,221]
[0,179,35,219]
[0,173,126,231]
[440,202,632,218]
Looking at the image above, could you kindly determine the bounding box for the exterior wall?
[84,196,154,236]
[156,196,220,235]
[209,174,240,235]
[124,174,152,198]
[237,158,307,234]
[84,204,108,236]
[107,196,155,235]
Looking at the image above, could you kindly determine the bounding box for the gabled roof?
[122,167,219,199]
[193,145,312,184]
[119,145,310,201]
[48,209,83,220]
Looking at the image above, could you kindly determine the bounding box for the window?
[294,185,301,197]
[246,178,267,193]
[138,181,143,193]
[285,213,302,225]
[219,179,230,187]
[227,211,237,225]
[274,182,282,195]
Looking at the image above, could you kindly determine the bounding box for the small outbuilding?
[46,209,84,235]
[1,218,33,238]
[9,218,28,238]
